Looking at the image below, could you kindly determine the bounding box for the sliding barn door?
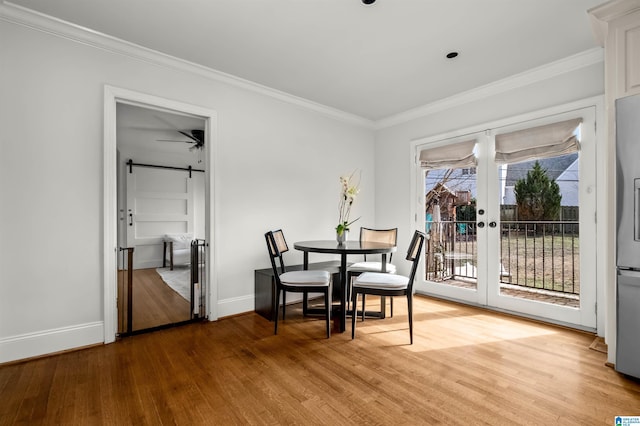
[126,166,194,269]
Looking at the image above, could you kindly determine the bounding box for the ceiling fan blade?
[178,130,199,143]
[157,139,196,144]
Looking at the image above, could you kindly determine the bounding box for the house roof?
[504,153,579,186]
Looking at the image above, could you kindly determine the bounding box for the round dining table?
[293,240,397,333]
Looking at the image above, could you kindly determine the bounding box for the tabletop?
[293,240,397,255]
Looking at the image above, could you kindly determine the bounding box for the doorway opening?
[104,86,217,343]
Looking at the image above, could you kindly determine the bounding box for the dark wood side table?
[254,261,342,321]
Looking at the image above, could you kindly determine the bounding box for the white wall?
[0,19,374,362]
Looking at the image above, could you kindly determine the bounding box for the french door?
[414,106,597,329]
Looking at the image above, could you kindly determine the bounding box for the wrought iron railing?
[424,220,579,296]
[425,220,477,282]
[500,221,579,295]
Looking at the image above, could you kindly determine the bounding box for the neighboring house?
[501,153,579,206]
[425,168,477,199]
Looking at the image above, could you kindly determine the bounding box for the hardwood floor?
[118,268,191,332]
[1,295,639,425]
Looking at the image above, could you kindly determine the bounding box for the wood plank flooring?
[118,268,191,332]
[1,295,639,425]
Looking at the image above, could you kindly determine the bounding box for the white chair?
[265,229,332,338]
[351,230,425,344]
[163,233,193,270]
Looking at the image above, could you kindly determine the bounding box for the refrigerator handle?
[618,268,640,279]
[635,179,640,241]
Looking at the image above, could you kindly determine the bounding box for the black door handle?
[477,222,485,228]
[489,221,497,228]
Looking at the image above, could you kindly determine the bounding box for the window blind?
[419,139,477,170]
[494,118,582,165]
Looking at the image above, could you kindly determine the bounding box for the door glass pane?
[424,167,477,290]
[497,151,580,307]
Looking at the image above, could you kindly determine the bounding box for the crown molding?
[0,1,375,129]
[0,1,605,132]
[375,47,604,130]
[589,0,640,21]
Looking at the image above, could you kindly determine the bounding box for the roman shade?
[419,139,477,170]
[494,118,582,165]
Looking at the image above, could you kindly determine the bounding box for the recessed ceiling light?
[362,0,376,4]
[446,51,459,59]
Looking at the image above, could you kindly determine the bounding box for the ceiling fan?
[157,129,204,151]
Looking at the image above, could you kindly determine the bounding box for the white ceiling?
[116,103,205,158]
[9,0,603,121]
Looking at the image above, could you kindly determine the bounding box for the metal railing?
[425,220,477,282]
[424,220,579,295]
[500,221,579,295]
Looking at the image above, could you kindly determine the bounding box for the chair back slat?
[265,230,288,276]
[360,227,397,262]
[406,230,426,292]
[267,229,288,256]
[360,227,397,245]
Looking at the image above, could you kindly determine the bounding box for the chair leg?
[282,291,287,320]
[346,273,351,311]
[390,297,394,318]
[163,242,167,268]
[274,288,281,335]
[361,294,366,321]
[407,294,413,345]
[325,289,331,339]
[351,290,358,339]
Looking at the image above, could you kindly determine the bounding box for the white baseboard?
[215,295,255,319]
[0,321,104,363]
[1,295,259,363]
[214,292,321,319]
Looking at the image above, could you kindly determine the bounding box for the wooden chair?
[347,227,398,314]
[351,230,425,344]
[265,230,332,338]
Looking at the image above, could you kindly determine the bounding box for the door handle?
[477,221,485,228]
[129,213,133,226]
[489,221,497,228]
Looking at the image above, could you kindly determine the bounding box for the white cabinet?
[590,1,640,99]
[612,8,640,97]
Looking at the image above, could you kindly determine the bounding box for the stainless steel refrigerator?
[616,93,640,379]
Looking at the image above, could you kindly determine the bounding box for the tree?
[456,199,476,222]
[514,161,561,221]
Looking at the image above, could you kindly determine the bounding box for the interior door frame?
[103,85,218,344]
[410,95,605,334]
